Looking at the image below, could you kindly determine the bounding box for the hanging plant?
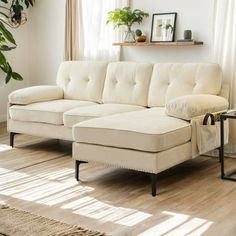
[0,0,35,84]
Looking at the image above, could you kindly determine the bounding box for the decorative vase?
[123,26,135,43]
[184,30,192,40]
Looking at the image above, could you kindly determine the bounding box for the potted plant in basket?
[0,0,35,84]
[107,7,149,43]
[135,29,146,42]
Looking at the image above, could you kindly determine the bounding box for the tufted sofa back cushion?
[56,61,108,103]
[148,63,222,107]
[102,62,153,106]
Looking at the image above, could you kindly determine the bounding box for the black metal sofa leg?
[75,160,88,181]
[10,132,17,147]
[151,173,158,197]
[75,161,157,196]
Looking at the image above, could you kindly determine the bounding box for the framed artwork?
[150,13,177,42]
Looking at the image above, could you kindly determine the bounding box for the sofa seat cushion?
[9,99,96,125]
[73,108,191,152]
[63,104,144,128]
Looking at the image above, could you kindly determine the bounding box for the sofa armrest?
[9,85,64,105]
[166,94,229,120]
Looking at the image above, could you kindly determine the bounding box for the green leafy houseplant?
[0,0,35,84]
[107,7,149,42]
[135,29,142,37]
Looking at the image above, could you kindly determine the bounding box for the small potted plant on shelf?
[135,29,146,42]
[107,7,149,43]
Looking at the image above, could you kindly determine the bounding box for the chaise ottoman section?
[73,108,191,153]
[73,107,192,196]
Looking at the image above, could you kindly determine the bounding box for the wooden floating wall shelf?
[112,41,204,46]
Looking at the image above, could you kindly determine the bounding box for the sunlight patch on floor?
[0,168,11,175]
[0,144,12,152]
[37,186,93,205]
[0,167,151,227]
[138,211,213,236]
[0,167,93,202]
[62,196,152,226]
[1,178,93,204]
[36,168,75,181]
[0,200,6,205]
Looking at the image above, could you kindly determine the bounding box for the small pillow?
[166,94,229,120]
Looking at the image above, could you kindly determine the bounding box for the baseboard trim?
[0,114,7,122]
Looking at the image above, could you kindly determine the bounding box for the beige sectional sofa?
[8,61,229,196]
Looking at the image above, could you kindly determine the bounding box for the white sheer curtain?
[64,0,128,61]
[213,0,236,153]
[79,0,129,61]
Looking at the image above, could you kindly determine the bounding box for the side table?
[220,111,236,181]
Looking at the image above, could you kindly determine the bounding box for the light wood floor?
[0,122,236,236]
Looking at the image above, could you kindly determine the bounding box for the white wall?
[28,0,65,85]
[122,0,215,62]
[0,0,66,121]
[0,24,30,122]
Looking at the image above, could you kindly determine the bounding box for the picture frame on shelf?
[150,12,177,42]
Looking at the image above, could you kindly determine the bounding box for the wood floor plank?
[0,122,236,235]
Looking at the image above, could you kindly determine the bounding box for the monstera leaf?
[0,0,35,83]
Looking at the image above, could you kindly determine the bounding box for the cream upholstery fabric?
[73,142,192,173]
[74,108,191,152]
[9,99,96,125]
[8,120,73,141]
[56,61,107,103]
[8,86,64,105]
[190,111,228,158]
[102,62,153,106]
[166,94,229,120]
[63,104,144,127]
[219,83,230,100]
[148,63,223,107]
